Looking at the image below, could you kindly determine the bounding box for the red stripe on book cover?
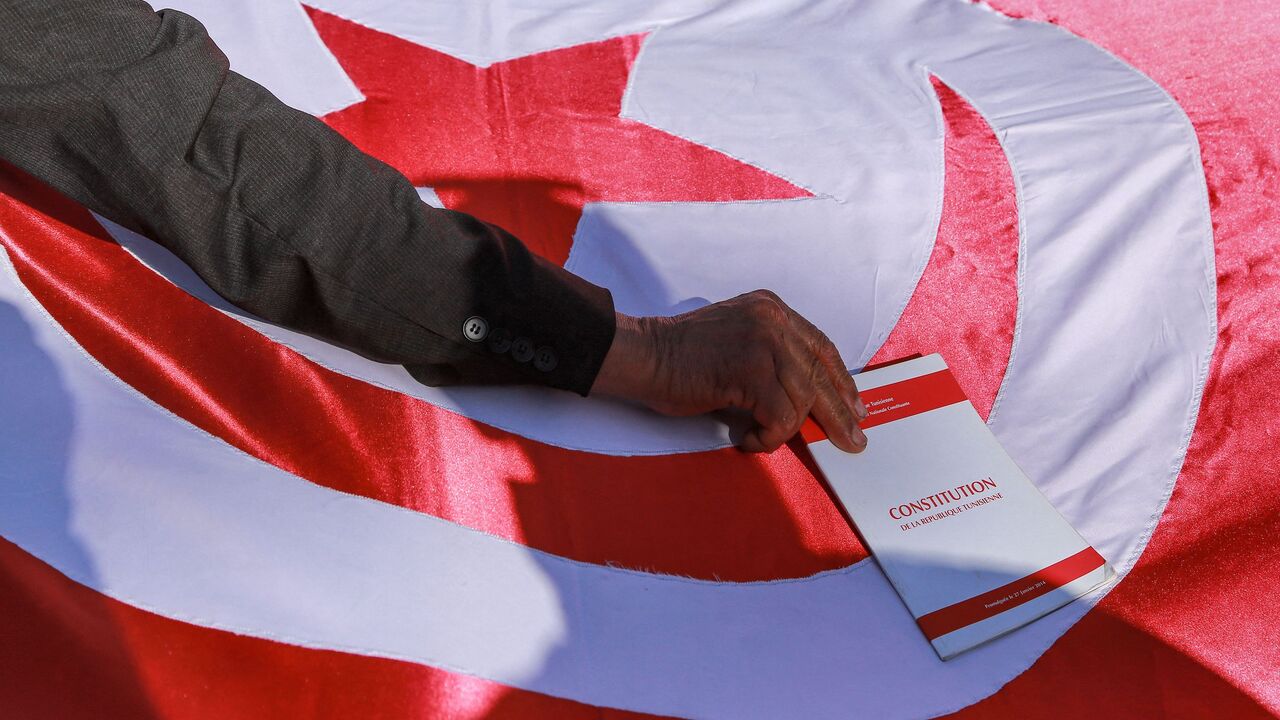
[916,547,1107,640]
[800,368,969,443]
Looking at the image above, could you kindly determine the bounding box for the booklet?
[804,354,1114,660]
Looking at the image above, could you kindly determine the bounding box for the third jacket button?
[511,337,534,363]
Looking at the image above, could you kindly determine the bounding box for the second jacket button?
[487,328,513,354]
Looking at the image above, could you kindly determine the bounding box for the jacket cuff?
[397,211,619,397]
[453,261,617,396]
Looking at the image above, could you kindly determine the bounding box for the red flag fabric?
[0,1,1276,718]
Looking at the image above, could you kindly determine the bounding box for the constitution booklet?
[804,354,1114,660]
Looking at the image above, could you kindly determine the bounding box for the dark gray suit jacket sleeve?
[0,0,617,395]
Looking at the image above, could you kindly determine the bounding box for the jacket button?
[511,337,534,363]
[487,328,512,354]
[462,316,488,342]
[533,346,558,372]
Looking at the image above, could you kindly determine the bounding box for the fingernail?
[853,396,867,420]
[852,426,868,449]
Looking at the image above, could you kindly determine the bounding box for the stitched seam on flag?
[613,31,828,201]
[289,0,366,115]
[302,3,491,67]
[304,2,693,71]
[617,113,828,203]
[913,68,1128,719]
[300,2,805,79]
[617,23,658,117]
[1012,2,1217,619]
[939,72,1025,431]
[614,27,827,199]
[854,64,949,372]
[916,13,1219,719]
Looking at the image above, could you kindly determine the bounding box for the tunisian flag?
[1,0,1277,717]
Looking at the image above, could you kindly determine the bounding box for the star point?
[306,6,810,264]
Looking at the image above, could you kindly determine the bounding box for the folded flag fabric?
[0,1,1276,718]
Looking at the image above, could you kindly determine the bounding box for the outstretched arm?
[0,1,867,452]
[0,0,615,393]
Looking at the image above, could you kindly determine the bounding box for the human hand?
[591,290,868,453]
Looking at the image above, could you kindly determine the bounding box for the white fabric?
[415,186,446,209]
[147,0,363,115]
[0,0,1214,718]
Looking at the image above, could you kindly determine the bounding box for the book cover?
[805,354,1114,660]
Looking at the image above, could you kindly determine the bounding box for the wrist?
[590,312,662,402]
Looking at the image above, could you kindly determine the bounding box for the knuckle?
[832,395,855,427]
[747,291,787,322]
[816,333,839,359]
[751,288,781,303]
[816,381,850,419]
[763,305,789,332]
[754,301,784,325]
[825,397,846,424]
[805,351,825,383]
[757,429,783,452]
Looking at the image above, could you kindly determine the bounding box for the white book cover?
[805,354,1114,660]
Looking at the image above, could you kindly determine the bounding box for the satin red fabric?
[0,0,1277,717]
[950,1,1280,715]
[0,69,1015,720]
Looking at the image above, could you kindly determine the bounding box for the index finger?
[775,336,866,453]
[785,307,867,422]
